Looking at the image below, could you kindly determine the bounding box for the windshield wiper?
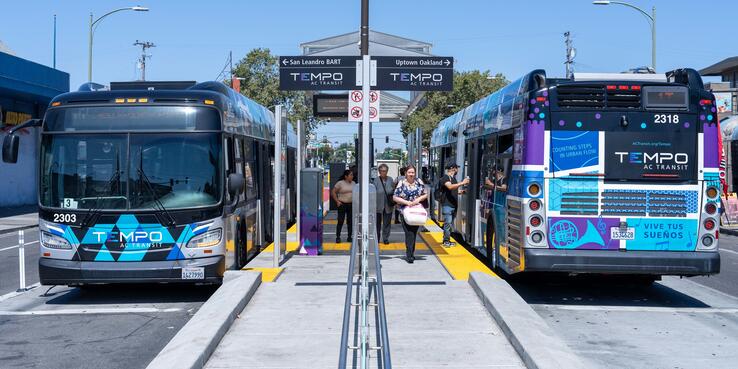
[82,152,121,227]
[137,155,176,227]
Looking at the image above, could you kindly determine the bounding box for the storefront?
[0,51,69,207]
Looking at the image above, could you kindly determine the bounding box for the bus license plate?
[611,227,635,240]
[182,267,205,280]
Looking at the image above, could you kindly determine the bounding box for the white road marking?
[536,304,738,314]
[720,248,738,256]
[0,240,39,252]
[0,283,41,302]
[0,307,182,316]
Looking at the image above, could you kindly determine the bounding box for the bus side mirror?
[2,135,19,164]
[227,172,245,199]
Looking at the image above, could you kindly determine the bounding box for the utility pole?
[133,40,155,81]
[564,31,576,79]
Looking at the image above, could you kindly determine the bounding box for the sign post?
[274,105,283,267]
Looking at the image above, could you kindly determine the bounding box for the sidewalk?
[0,204,38,234]
[205,214,525,369]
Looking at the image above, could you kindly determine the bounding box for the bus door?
[256,141,274,247]
[455,123,468,236]
[479,136,497,263]
[462,139,481,243]
[494,133,513,268]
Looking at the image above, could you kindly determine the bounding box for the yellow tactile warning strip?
[321,242,428,252]
[419,220,498,281]
[244,267,284,282]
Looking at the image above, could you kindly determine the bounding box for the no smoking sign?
[348,89,380,122]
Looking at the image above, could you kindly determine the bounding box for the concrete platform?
[205,216,526,369]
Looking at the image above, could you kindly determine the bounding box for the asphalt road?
[0,228,40,296]
[0,284,214,369]
[691,233,738,297]
[509,274,738,369]
[0,227,214,369]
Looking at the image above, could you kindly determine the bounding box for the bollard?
[17,230,26,292]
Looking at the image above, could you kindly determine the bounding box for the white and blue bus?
[428,69,720,278]
[2,81,296,285]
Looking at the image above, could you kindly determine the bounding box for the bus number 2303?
[654,114,679,124]
[53,214,77,223]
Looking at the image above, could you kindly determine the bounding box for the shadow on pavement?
[505,272,710,308]
[40,283,217,306]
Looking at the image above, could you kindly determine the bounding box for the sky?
[1,0,734,150]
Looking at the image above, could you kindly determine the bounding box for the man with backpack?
[437,163,469,247]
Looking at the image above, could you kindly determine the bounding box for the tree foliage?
[230,48,319,135]
[402,70,508,145]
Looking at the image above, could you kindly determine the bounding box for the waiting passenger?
[440,163,469,247]
[393,165,428,263]
[332,169,355,243]
[373,164,395,245]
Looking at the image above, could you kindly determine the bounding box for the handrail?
[338,213,392,369]
[371,227,392,368]
[338,225,358,368]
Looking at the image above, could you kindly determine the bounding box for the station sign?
[373,56,453,91]
[348,90,380,122]
[279,56,360,91]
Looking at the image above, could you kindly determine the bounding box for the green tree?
[403,70,508,145]
[376,147,404,161]
[230,48,320,136]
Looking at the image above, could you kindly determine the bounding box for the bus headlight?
[41,231,72,250]
[186,228,222,248]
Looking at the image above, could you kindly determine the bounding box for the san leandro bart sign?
[280,56,359,90]
[279,55,453,91]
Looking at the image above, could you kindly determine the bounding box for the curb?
[720,227,738,237]
[468,272,588,369]
[0,224,37,235]
[146,270,262,369]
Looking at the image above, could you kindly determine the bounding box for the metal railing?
[338,214,391,369]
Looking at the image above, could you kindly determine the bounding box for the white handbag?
[402,204,428,226]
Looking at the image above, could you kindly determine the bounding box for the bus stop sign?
[279,56,360,90]
[373,56,453,91]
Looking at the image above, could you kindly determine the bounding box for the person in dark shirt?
[441,163,469,247]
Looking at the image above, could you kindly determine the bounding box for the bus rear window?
[643,86,688,110]
[45,106,221,131]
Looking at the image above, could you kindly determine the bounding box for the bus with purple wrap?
[428,69,721,279]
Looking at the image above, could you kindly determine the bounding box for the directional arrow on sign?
[282,59,289,66]
[444,59,451,66]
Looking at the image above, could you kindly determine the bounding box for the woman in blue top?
[392,165,428,263]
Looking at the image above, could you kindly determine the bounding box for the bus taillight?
[529,200,541,211]
[704,219,716,231]
[529,215,542,227]
[705,203,717,215]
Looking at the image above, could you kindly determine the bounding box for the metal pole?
[360,1,370,367]
[53,14,57,69]
[297,119,302,245]
[17,230,25,292]
[651,6,656,71]
[88,13,93,82]
[274,105,283,267]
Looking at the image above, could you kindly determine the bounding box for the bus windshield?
[40,132,222,210]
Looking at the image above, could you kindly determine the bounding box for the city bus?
[2,81,296,285]
[428,69,721,277]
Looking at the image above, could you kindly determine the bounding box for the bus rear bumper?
[39,256,225,285]
[523,249,720,276]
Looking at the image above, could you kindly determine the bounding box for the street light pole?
[87,6,149,82]
[593,1,655,71]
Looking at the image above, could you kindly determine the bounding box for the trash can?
[300,168,324,255]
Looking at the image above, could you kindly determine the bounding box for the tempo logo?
[289,72,343,82]
[93,231,164,243]
[615,152,689,164]
[389,72,443,83]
